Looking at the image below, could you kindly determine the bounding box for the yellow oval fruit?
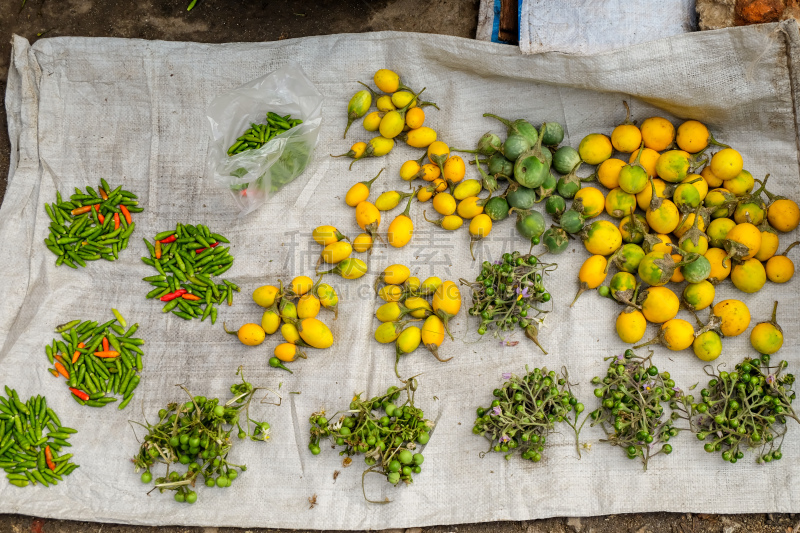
[363,111,384,132]
[237,323,266,346]
[379,110,406,139]
[281,322,302,345]
[768,198,800,232]
[297,318,334,349]
[291,276,314,297]
[376,95,396,113]
[724,169,754,197]
[383,264,410,285]
[443,156,466,184]
[611,123,642,153]
[725,223,761,260]
[274,343,304,362]
[404,296,432,319]
[636,178,666,211]
[712,300,750,337]
[312,225,347,246]
[433,193,457,216]
[693,331,722,362]
[404,127,438,148]
[421,315,446,353]
[682,173,708,201]
[355,201,381,231]
[574,187,605,218]
[378,284,404,303]
[605,187,637,218]
[321,241,353,264]
[705,248,732,281]
[616,308,647,344]
[376,302,402,323]
[711,148,744,180]
[457,196,484,219]
[453,179,482,200]
[261,309,281,335]
[597,158,627,189]
[432,280,461,317]
[297,293,321,319]
[578,133,613,165]
[655,150,691,183]
[751,322,783,355]
[640,286,680,323]
[406,107,425,129]
[640,117,675,151]
[658,319,696,351]
[766,255,794,283]
[754,231,779,262]
[676,120,710,153]
[420,276,443,295]
[252,285,280,308]
[396,326,422,355]
[399,160,421,181]
[701,166,723,188]
[374,69,401,93]
[583,220,622,256]
[375,321,403,344]
[353,233,373,253]
[730,258,766,293]
[682,281,715,311]
[391,90,417,109]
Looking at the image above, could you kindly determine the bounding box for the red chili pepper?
[44,445,56,471]
[98,213,105,224]
[181,294,201,301]
[93,204,100,212]
[102,337,109,352]
[195,242,219,254]
[119,205,132,225]
[160,234,177,244]
[69,388,89,401]
[113,213,120,231]
[160,289,188,302]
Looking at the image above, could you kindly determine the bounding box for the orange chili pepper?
[155,240,162,260]
[99,187,108,200]
[93,350,120,358]
[93,204,100,212]
[71,206,92,216]
[120,205,132,225]
[98,213,105,224]
[114,213,120,230]
[102,337,109,352]
[49,369,59,378]
[181,294,201,301]
[45,445,56,471]
[71,342,85,364]
[54,362,69,379]
[54,354,64,362]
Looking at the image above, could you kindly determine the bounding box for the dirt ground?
[0,1,797,532]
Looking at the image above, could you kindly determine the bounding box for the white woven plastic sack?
[2,22,800,529]
[207,62,323,216]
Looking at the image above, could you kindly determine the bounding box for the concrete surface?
[0,1,796,531]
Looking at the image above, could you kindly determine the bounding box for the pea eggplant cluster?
[228,276,336,373]
[308,380,431,499]
[461,251,555,352]
[142,223,238,323]
[44,179,141,268]
[0,388,79,488]
[373,264,462,378]
[45,310,144,409]
[681,353,797,464]
[473,366,584,462]
[132,370,270,504]
[589,349,679,470]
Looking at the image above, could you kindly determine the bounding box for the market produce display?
[472,367,584,462]
[373,264,461,377]
[230,275,337,372]
[0,388,79,487]
[141,224,237,323]
[132,369,270,503]
[589,349,679,469]
[44,311,144,409]
[460,251,554,353]
[307,379,432,500]
[44,180,141,268]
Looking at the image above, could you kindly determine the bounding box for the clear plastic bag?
[206,62,323,216]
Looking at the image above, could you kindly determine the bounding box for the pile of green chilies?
[0,388,79,487]
[227,112,303,156]
[141,223,239,323]
[46,310,144,410]
[44,179,141,268]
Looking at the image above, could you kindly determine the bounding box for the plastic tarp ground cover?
[2,24,800,529]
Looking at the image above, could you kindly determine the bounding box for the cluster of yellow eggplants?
[562,105,799,362]
[335,69,441,169]
[228,276,338,373]
[311,225,369,280]
[372,264,462,379]
[343,167,421,249]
